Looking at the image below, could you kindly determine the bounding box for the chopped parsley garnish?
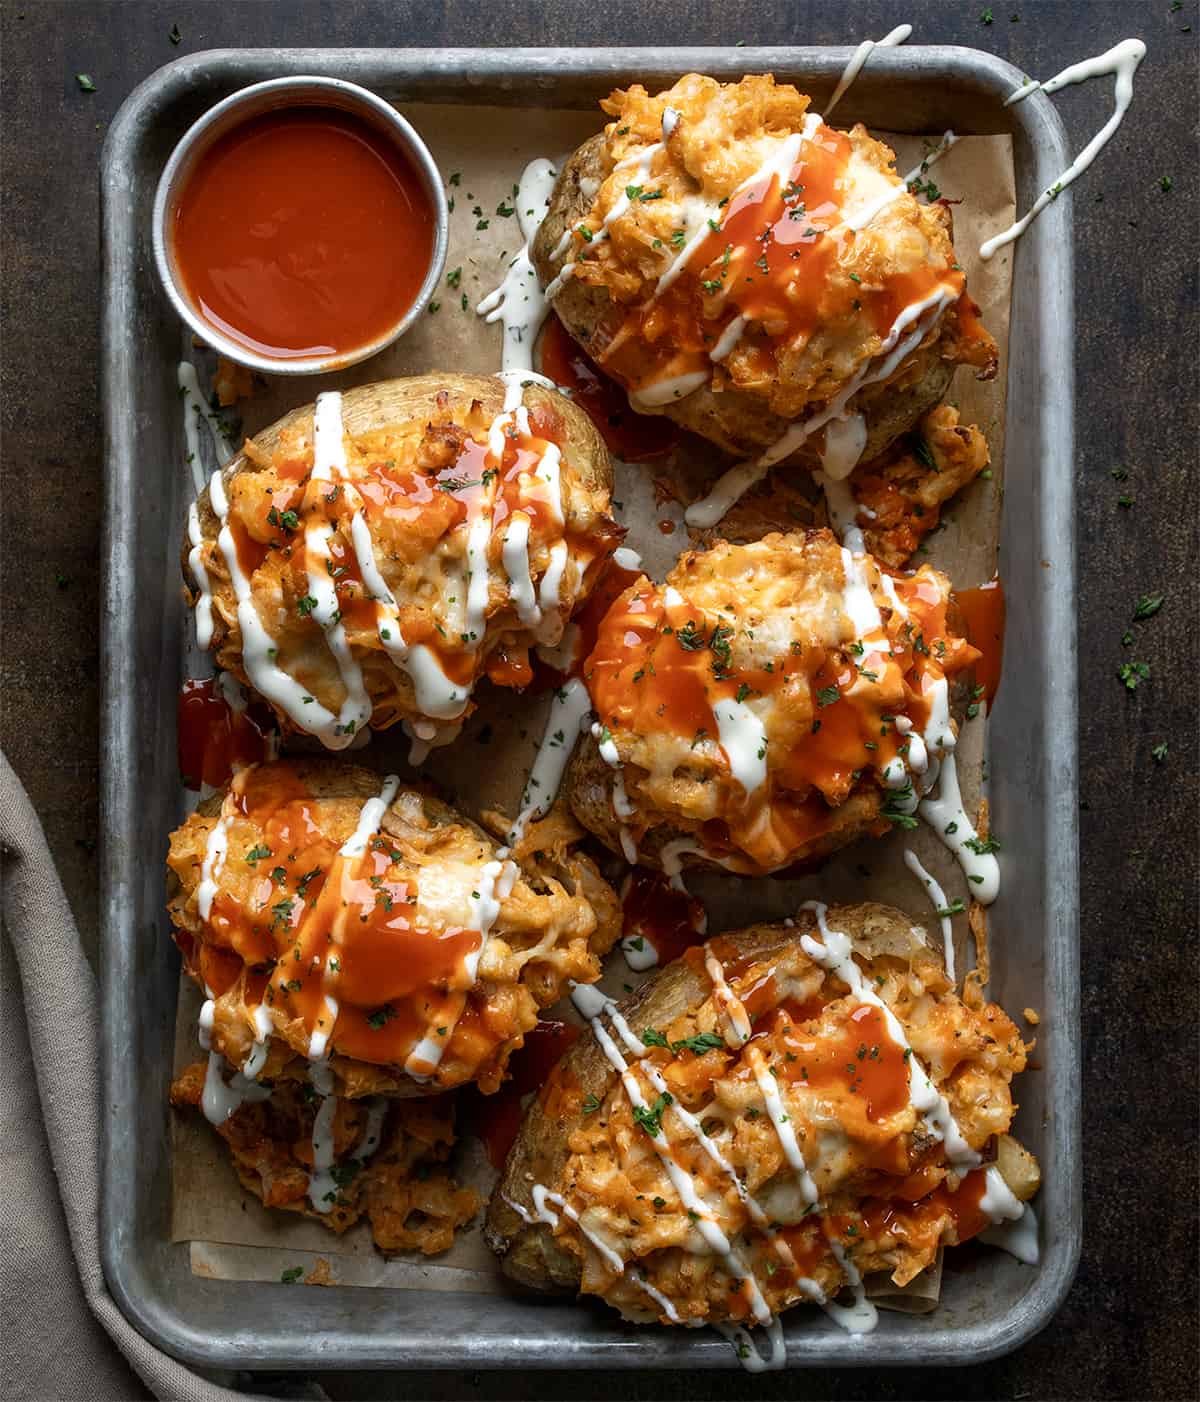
[632,1092,673,1137]
[671,1031,724,1056]
[367,1004,397,1029]
[936,900,966,917]
[581,1093,602,1114]
[297,595,318,617]
[1132,593,1164,621]
[816,685,841,707]
[964,834,1001,855]
[76,73,97,92]
[280,1267,303,1283]
[1117,660,1150,691]
[641,1028,670,1048]
[245,844,272,866]
[1151,742,1169,762]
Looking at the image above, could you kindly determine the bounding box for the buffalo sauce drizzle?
[582,561,978,871]
[197,763,483,1073]
[539,315,679,461]
[467,1018,582,1169]
[621,868,706,966]
[953,576,1006,704]
[177,677,274,791]
[578,120,965,410]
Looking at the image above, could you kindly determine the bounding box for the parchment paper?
[167,100,1017,1297]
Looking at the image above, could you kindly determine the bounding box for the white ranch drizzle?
[346,510,468,721]
[241,1002,274,1081]
[297,773,403,1068]
[590,718,641,868]
[307,1089,340,1213]
[844,131,960,233]
[903,849,956,983]
[477,157,560,372]
[178,360,234,487]
[980,40,1146,261]
[306,392,373,741]
[208,460,350,746]
[501,513,541,627]
[507,676,593,844]
[798,901,980,1170]
[200,1050,270,1126]
[980,1182,1039,1264]
[196,787,234,924]
[916,752,1000,904]
[179,362,235,647]
[187,503,216,650]
[825,24,913,117]
[685,286,957,526]
[711,696,768,797]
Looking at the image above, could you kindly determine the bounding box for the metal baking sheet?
[99,45,1079,1371]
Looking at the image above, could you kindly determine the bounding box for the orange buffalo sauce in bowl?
[154,77,447,374]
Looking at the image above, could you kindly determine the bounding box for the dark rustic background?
[2,1,1197,1399]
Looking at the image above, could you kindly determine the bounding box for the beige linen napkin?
[0,752,325,1402]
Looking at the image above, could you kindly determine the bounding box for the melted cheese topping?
[527,910,1033,1347]
[581,529,978,873]
[189,380,618,751]
[167,760,616,1095]
[549,74,995,423]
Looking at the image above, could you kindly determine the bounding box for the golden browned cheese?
[491,907,1037,1328]
[188,376,619,744]
[570,530,979,874]
[540,75,996,425]
[167,760,620,1097]
[170,1064,478,1253]
[852,405,992,567]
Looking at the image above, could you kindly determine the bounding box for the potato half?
[185,374,620,751]
[487,901,1038,1331]
[167,759,620,1097]
[533,75,996,473]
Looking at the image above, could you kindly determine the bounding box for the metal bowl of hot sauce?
[152,75,448,375]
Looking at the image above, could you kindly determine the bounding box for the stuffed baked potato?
[487,901,1039,1343]
[566,529,980,876]
[167,759,620,1099]
[185,373,621,753]
[533,75,996,477]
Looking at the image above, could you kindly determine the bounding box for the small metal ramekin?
[152,75,448,375]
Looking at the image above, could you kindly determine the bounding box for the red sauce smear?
[860,1165,992,1248]
[954,578,1006,704]
[173,107,434,360]
[469,1019,581,1169]
[177,678,274,791]
[621,868,706,966]
[539,315,679,462]
[774,1002,910,1124]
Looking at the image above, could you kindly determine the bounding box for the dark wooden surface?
[2,2,1196,1398]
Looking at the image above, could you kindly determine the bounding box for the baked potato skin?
[564,732,888,878]
[183,373,616,733]
[486,903,934,1290]
[533,140,955,470]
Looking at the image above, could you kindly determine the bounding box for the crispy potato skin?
[534,140,956,469]
[487,903,931,1288]
[564,732,887,878]
[183,374,616,737]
